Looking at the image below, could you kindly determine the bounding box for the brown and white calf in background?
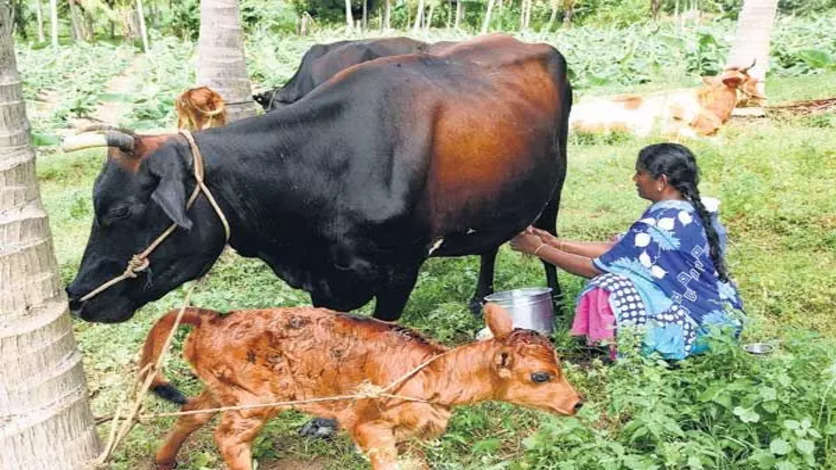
[569,62,764,138]
[141,304,583,470]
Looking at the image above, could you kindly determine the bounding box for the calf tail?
[139,307,210,405]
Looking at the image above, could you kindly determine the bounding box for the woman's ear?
[484,303,513,339]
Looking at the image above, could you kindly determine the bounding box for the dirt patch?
[767,97,836,116]
[69,57,145,130]
[261,456,329,470]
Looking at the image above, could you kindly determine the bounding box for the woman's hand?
[528,227,563,249]
[510,229,546,255]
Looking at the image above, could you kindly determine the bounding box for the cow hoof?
[468,297,484,317]
[299,417,338,439]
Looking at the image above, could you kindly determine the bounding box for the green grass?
[27,26,836,470]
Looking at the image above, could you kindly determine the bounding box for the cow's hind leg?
[469,248,498,316]
[533,192,564,316]
[215,410,270,470]
[155,391,218,468]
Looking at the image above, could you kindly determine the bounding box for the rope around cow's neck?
[79,130,230,303]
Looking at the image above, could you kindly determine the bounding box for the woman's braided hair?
[637,143,730,282]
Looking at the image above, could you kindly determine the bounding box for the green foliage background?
[13,3,836,470]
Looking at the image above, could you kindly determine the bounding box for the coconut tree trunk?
[726,0,777,103]
[49,0,57,47]
[425,1,435,30]
[36,0,46,42]
[562,0,574,26]
[412,0,424,31]
[481,0,495,33]
[0,3,102,469]
[385,0,391,29]
[196,0,257,122]
[136,0,149,52]
[546,0,557,32]
[362,0,367,29]
[454,0,461,29]
[344,0,353,28]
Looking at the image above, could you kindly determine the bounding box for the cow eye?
[531,372,551,384]
[107,206,131,220]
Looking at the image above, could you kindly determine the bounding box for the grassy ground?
[28,30,836,470]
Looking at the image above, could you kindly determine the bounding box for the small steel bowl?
[743,343,775,355]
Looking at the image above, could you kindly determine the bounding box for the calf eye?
[531,372,551,384]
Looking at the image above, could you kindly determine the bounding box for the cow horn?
[62,131,136,153]
[740,58,756,73]
[77,124,137,136]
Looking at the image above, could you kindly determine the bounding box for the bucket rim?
[484,287,553,302]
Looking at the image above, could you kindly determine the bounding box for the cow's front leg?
[352,420,398,470]
[469,248,498,316]
[372,265,420,321]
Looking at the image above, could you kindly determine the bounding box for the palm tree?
[196,0,257,122]
[726,0,778,105]
[345,0,354,28]
[0,2,101,468]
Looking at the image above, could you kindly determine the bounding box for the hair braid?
[675,182,729,282]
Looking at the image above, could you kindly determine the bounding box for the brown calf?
[175,86,227,131]
[569,64,764,138]
[141,304,582,470]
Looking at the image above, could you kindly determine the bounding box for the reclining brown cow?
[569,62,764,138]
[141,303,582,470]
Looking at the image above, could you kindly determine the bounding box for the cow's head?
[63,129,226,322]
[702,60,765,103]
[484,304,583,416]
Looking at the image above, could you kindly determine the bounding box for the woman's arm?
[528,227,615,259]
[510,231,603,279]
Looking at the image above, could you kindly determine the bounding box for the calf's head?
[64,135,226,323]
[483,304,583,415]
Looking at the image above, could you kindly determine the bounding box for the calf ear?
[149,147,193,230]
[484,303,513,339]
[493,349,513,379]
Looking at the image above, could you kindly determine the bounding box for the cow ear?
[149,148,193,230]
[484,303,513,339]
[721,73,743,88]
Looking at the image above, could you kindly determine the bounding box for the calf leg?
[352,421,398,470]
[155,391,218,467]
[469,248,498,316]
[214,410,270,470]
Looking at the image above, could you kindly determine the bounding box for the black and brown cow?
[65,34,572,323]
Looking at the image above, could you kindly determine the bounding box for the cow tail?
[139,307,208,405]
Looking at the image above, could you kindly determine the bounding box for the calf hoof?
[154,461,177,470]
[299,417,338,439]
[468,297,484,317]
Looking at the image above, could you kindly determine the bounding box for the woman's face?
[633,163,662,201]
